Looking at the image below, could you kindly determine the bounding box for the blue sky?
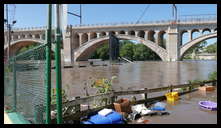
[4,4,217,45]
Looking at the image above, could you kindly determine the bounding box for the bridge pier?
[63,31,74,65]
[166,26,180,61]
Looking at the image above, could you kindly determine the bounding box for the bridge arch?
[27,34,33,38]
[191,29,200,39]
[4,39,45,56]
[214,28,217,32]
[158,30,167,48]
[202,28,211,34]
[74,35,168,61]
[128,30,135,36]
[81,33,88,44]
[90,32,97,40]
[137,30,145,38]
[73,33,80,49]
[180,30,188,46]
[148,30,155,42]
[119,30,125,35]
[179,32,217,59]
[109,31,115,35]
[100,32,106,36]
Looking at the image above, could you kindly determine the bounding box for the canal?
[51,60,217,99]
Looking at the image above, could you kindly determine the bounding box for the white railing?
[6,16,216,32]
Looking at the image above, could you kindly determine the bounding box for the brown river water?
[51,60,217,99]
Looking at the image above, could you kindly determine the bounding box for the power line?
[135,4,151,24]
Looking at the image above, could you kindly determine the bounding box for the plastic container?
[199,101,217,111]
[165,92,179,102]
[82,111,124,124]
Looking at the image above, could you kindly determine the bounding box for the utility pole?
[80,4,82,25]
[67,4,82,25]
[5,4,16,61]
[172,4,177,22]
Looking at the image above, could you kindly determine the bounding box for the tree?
[90,42,109,60]
[186,41,207,54]
[205,42,217,53]
[133,43,149,60]
[97,43,109,60]
[120,41,135,60]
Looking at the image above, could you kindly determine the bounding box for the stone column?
[135,31,139,37]
[106,32,109,36]
[144,31,148,40]
[40,34,43,40]
[87,33,91,41]
[155,31,160,45]
[188,30,192,41]
[11,35,14,41]
[167,25,179,61]
[78,33,83,46]
[125,31,128,35]
[97,32,101,38]
[63,31,73,65]
[199,29,203,35]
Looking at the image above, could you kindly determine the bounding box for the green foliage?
[97,43,109,60]
[16,43,40,55]
[120,41,135,60]
[133,43,148,60]
[91,76,117,94]
[51,88,68,105]
[90,40,161,61]
[16,43,55,60]
[205,42,217,53]
[208,71,217,80]
[90,40,160,61]
[90,42,109,60]
[91,76,117,107]
[185,41,207,55]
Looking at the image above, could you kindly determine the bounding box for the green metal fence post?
[55,4,63,124]
[12,58,17,112]
[45,4,52,124]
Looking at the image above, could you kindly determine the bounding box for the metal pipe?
[45,4,52,124]
[6,4,10,61]
[13,57,17,112]
[55,4,63,124]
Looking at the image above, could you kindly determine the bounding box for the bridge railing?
[72,16,216,27]
[6,16,216,32]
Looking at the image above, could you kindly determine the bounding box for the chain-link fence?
[4,44,47,124]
